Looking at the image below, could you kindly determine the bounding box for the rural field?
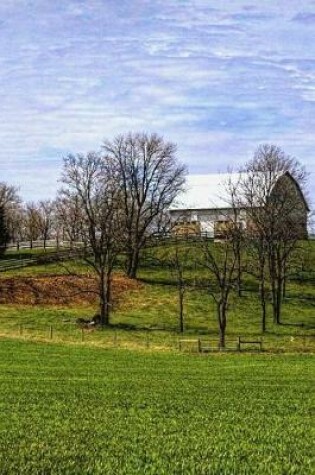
[0,340,314,474]
[0,242,314,474]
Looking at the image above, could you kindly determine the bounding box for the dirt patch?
[0,274,141,306]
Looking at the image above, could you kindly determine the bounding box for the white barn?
[170,173,309,238]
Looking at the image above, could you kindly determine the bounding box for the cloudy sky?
[0,0,314,206]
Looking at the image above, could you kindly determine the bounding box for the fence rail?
[6,240,84,251]
[0,247,89,272]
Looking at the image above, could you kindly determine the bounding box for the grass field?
[0,339,314,474]
[0,244,314,473]
[0,254,314,352]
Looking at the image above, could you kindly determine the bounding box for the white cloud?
[0,0,314,203]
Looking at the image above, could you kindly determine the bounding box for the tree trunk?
[99,273,110,326]
[178,285,184,333]
[217,301,227,349]
[259,280,267,333]
[282,260,287,299]
[236,244,242,297]
[259,258,267,333]
[275,275,283,325]
[269,248,278,324]
[127,247,140,279]
[219,323,226,349]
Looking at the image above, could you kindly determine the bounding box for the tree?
[102,132,186,278]
[0,182,20,208]
[55,195,84,247]
[24,203,41,248]
[0,182,21,244]
[60,151,124,326]
[0,206,9,257]
[200,235,237,349]
[239,144,309,326]
[225,175,246,297]
[159,239,192,333]
[37,200,55,250]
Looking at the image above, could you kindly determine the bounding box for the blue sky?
[0,0,314,207]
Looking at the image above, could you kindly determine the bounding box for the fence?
[0,247,89,272]
[6,240,84,251]
[0,321,313,353]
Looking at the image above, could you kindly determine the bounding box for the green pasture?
[0,340,313,474]
[0,240,314,351]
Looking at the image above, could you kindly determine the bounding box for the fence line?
[0,247,90,272]
[6,240,84,251]
[0,322,313,353]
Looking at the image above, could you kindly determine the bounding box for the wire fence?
[0,321,314,353]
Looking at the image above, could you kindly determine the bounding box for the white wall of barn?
[170,208,247,236]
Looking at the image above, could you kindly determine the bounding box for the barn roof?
[170,172,309,212]
[170,173,240,211]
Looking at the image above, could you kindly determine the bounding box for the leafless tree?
[36,200,55,250]
[200,235,237,349]
[225,175,247,297]
[24,203,42,248]
[102,132,186,278]
[0,183,22,244]
[239,144,309,326]
[55,195,84,247]
[159,240,192,333]
[60,151,124,326]
[0,182,20,208]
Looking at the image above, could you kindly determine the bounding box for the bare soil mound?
[0,274,141,306]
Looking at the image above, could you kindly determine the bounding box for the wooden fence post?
[49,325,53,340]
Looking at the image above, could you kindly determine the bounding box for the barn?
[170,172,309,239]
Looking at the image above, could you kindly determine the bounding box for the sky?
[0,0,314,208]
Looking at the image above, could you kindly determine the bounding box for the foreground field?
[0,339,314,474]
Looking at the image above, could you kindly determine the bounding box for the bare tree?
[159,240,192,333]
[55,195,85,248]
[102,132,186,278]
[200,235,237,349]
[37,200,55,250]
[60,152,124,326]
[24,203,42,248]
[6,204,25,245]
[0,206,9,256]
[225,175,247,297]
[0,182,20,208]
[239,144,309,326]
[0,183,22,244]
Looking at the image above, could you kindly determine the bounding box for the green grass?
[0,266,314,351]
[0,340,313,474]
[0,239,314,351]
[0,243,313,473]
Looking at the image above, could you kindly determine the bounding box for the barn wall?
[170,208,246,236]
